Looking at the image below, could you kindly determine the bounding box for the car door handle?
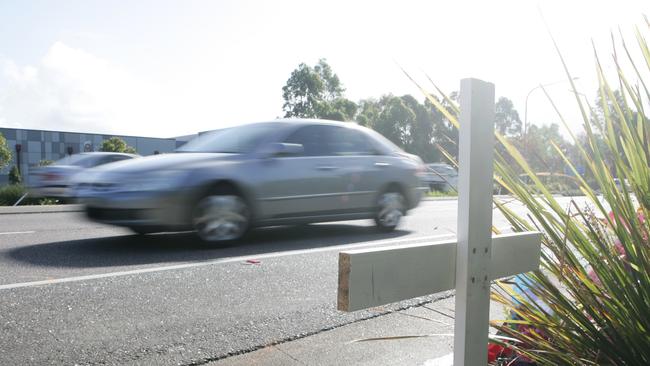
[317,165,338,170]
[374,162,391,167]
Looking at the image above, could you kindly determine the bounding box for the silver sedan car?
[30,152,138,199]
[76,120,425,242]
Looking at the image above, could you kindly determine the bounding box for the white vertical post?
[453,78,495,365]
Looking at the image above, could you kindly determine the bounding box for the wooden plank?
[491,232,542,280]
[454,78,495,366]
[337,239,457,312]
[337,232,542,312]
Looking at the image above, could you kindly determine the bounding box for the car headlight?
[119,170,188,192]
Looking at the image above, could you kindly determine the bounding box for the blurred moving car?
[76,120,426,242]
[420,163,458,192]
[30,152,138,199]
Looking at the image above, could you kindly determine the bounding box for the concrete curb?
[422,196,458,201]
[0,204,84,215]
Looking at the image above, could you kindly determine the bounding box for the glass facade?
[0,128,182,185]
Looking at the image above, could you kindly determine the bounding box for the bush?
[8,165,21,185]
[0,185,47,206]
[423,20,650,365]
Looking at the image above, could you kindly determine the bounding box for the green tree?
[0,133,10,171]
[524,123,568,173]
[8,165,21,185]
[495,97,522,137]
[100,137,137,154]
[355,98,382,127]
[319,97,358,121]
[591,89,626,129]
[355,94,440,162]
[427,92,459,161]
[400,95,437,162]
[373,95,416,147]
[282,59,356,121]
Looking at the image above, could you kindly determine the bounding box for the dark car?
[29,152,138,199]
[76,120,426,242]
[420,163,458,192]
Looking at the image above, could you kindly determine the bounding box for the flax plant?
[414,19,650,365]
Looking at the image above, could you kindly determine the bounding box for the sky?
[0,0,648,138]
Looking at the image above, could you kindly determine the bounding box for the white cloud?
[0,42,181,137]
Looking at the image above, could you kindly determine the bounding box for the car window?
[284,125,379,157]
[109,155,132,163]
[330,128,378,156]
[99,155,131,166]
[55,154,95,167]
[177,123,279,153]
[284,125,335,156]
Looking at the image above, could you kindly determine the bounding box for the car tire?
[192,191,250,243]
[374,190,406,232]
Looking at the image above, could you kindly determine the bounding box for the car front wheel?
[192,194,250,242]
[374,191,406,231]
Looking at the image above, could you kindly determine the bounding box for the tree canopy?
[100,137,137,154]
[495,97,522,137]
[0,133,11,171]
[281,59,576,174]
[282,59,356,121]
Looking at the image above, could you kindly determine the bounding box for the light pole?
[524,77,580,137]
[523,77,579,160]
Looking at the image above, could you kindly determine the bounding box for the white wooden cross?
[337,78,542,365]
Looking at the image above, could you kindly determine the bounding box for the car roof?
[264,118,360,129]
[78,152,138,157]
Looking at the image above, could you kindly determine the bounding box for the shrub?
[0,185,50,206]
[8,165,21,185]
[422,20,650,365]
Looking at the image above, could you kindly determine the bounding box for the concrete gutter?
[0,204,84,215]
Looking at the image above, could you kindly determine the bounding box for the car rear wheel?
[374,191,406,231]
[192,194,250,242]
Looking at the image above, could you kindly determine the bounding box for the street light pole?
[524,77,580,138]
[523,77,579,159]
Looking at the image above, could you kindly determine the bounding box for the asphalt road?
[0,198,564,365]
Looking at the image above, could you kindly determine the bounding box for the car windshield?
[54,154,100,168]
[177,123,279,153]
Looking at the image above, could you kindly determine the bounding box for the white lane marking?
[0,231,36,235]
[0,233,455,291]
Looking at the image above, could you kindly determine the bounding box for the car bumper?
[80,189,196,229]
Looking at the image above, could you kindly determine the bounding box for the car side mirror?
[262,143,304,158]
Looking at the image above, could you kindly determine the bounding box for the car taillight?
[43,173,61,181]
